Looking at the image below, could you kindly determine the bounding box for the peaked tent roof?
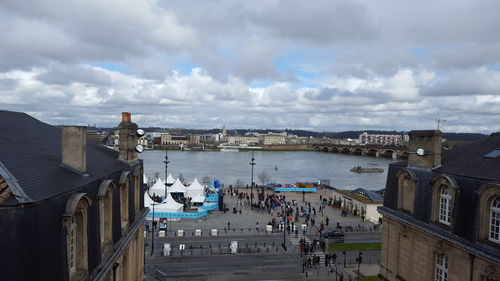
[168,178,187,193]
[188,178,204,190]
[143,174,148,185]
[160,193,184,212]
[148,178,166,197]
[166,173,175,184]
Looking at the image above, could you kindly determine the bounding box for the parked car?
[322,229,345,242]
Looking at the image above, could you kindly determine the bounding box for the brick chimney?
[118,112,139,162]
[407,130,442,168]
[61,126,87,173]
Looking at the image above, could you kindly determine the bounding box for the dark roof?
[436,133,500,181]
[0,110,129,204]
[351,188,384,203]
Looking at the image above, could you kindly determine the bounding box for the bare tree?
[258,171,271,186]
[234,179,244,188]
[178,173,185,183]
[201,175,212,185]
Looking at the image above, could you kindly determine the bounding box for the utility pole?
[164,149,170,199]
[249,151,256,209]
[150,203,158,256]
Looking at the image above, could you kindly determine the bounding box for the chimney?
[62,126,87,173]
[118,112,139,162]
[407,130,442,168]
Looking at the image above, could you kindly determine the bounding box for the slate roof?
[351,188,384,203]
[0,110,129,204]
[436,133,500,181]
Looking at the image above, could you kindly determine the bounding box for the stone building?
[260,134,286,145]
[0,111,147,281]
[378,130,500,281]
[331,188,384,223]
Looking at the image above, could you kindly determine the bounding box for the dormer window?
[478,184,500,246]
[439,187,452,225]
[396,170,417,214]
[490,198,500,243]
[431,176,458,227]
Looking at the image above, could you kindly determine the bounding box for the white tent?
[144,193,158,208]
[168,178,187,194]
[187,178,205,200]
[191,193,206,203]
[158,193,183,213]
[166,173,175,185]
[143,174,149,185]
[144,193,183,214]
[148,178,166,198]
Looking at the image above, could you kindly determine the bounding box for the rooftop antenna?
[433,119,447,130]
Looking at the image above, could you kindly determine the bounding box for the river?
[140,150,396,191]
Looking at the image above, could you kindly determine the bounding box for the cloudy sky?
[1,0,499,133]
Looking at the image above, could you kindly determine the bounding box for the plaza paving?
[145,189,382,281]
[160,188,379,235]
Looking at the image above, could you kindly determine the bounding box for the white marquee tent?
[187,178,206,202]
[148,178,166,198]
[168,178,187,194]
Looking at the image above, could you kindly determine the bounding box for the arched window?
[121,179,129,230]
[490,198,500,243]
[431,176,458,226]
[439,187,452,225]
[98,180,115,256]
[63,194,92,281]
[396,170,416,214]
[478,184,500,246]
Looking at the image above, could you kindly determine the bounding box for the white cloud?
[0,0,499,133]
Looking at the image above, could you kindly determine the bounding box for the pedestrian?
[256,221,259,232]
[326,216,329,226]
[295,228,299,238]
[228,221,231,229]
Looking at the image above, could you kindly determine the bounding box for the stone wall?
[379,216,499,281]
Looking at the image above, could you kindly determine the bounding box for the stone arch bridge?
[313,144,408,159]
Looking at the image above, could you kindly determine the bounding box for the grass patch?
[328,242,381,252]
[357,276,381,281]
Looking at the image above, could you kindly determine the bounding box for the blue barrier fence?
[147,210,208,218]
[205,194,219,202]
[198,203,218,211]
[147,202,218,218]
[273,187,317,192]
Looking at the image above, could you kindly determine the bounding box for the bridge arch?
[321,147,329,152]
[381,149,395,158]
[365,148,378,157]
[352,148,363,156]
[331,147,339,153]
[340,147,351,154]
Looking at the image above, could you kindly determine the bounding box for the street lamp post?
[282,205,287,251]
[150,203,158,256]
[164,150,170,199]
[249,151,256,208]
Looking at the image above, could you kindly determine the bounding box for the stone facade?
[378,130,500,281]
[380,216,499,281]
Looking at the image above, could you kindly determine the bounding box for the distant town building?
[359,132,408,146]
[0,111,147,281]
[378,130,500,281]
[331,188,384,223]
[260,134,286,145]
